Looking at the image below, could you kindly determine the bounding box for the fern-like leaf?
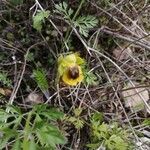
[0,72,12,87]
[54,2,73,20]
[33,69,49,91]
[54,2,98,37]
[33,10,50,31]
[74,15,98,37]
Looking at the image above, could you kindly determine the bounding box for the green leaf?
[0,72,12,87]
[35,124,66,148]
[66,116,84,129]
[143,118,150,126]
[89,120,131,150]
[0,109,11,122]
[74,108,82,117]
[75,118,84,129]
[41,109,64,120]
[98,123,108,134]
[75,15,98,37]
[106,135,128,150]
[26,52,34,62]
[75,54,85,65]
[34,104,64,120]
[84,71,98,85]
[0,136,10,149]
[91,112,103,124]
[9,0,23,5]
[62,1,67,10]
[86,143,101,150]
[33,10,50,31]
[54,2,73,20]
[0,128,17,149]
[22,140,37,150]
[12,140,21,150]
[33,69,49,91]
[33,104,47,112]
[7,105,22,115]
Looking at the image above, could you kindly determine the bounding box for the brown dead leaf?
[25,92,43,104]
[113,46,132,61]
[0,88,12,96]
[122,82,149,112]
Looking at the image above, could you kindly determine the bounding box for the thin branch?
[101,27,150,51]
[7,42,44,107]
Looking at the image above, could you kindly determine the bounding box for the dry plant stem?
[95,53,144,150]
[72,84,81,106]
[67,84,82,99]
[45,91,58,104]
[142,0,148,9]
[72,27,149,144]
[0,38,24,53]
[88,1,142,39]
[105,0,129,12]
[78,87,89,108]
[48,18,69,51]
[74,131,80,150]
[89,48,150,112]
[40,33,57,58]
[7,42,44,113]
[78,97,98,112]
[89,0,150,50]
[68,87,77,112]
[63,0,85,50]
[78,84,93,108]
[95,54,137,129]
[0,61,23,66]
[112,4,148,36]
[56,84,63,108]
[88,28,102,48]
[32,0,69,51]
[83,84,94,104]
[12,55,18,84]
[113,40,148,69]
[45,86,69,104]
[101,27,150,51]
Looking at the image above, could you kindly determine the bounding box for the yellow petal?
[75,53,85,65]
[61,54,76,67]
[58,54,76,78]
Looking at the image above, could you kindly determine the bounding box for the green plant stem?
[22,111,33,150]
[62,0,85,50]
[72,0,85,22]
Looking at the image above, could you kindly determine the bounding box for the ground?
[0,0,150,150]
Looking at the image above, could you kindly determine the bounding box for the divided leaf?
[54,2,98,37]
[22,140,37,150]
[33,10,50,31]
[12,140,21,150]
[34,104,64,120]
[75,16,98,37]
[55,2,73,20]
[35,124,66,148]
[33,69,49,91]
[9,0,23,6]
[0,72,12,87]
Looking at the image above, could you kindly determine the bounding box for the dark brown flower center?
[68,66,79,79]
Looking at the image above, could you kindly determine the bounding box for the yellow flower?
[57,53,85,86]
[62,65,83,86]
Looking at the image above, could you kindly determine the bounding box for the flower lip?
[68,65,79,79]
[62,65,83,86]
